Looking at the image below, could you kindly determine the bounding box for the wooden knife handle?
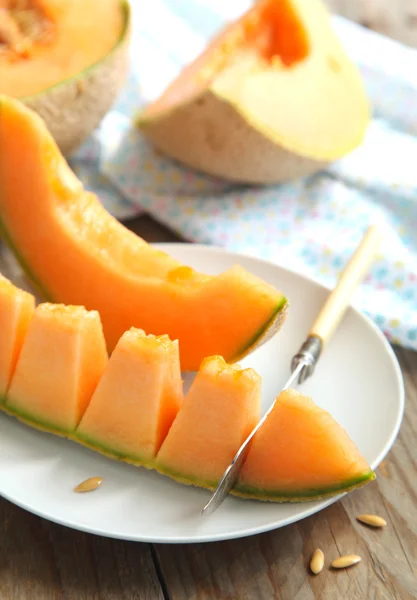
[309,225,382,346]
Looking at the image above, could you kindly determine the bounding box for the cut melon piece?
[0,0,130,154]
[0,274,35,401]
[156,356,261,488]
[139,0,369,184]
[77,328,183,465]
[233,389,375,501]
[6,303,108,435]
[0,96,288,371]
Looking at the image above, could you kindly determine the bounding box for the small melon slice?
[0,0,130,154]
[76,328,183,465]
[0,274,35,401]
[139,0,369,183]
[0,96,288,372]
[156,356,261,489]
[6,303,108,435]
[233,389,375,502]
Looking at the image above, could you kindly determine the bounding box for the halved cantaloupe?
[0,96,288,372]
[6,303,108,434]
[233,389,375,501]
[156,356,261,488]
[0,0,130,154]
[0,274,35,401]
[139,0,369,184]
[77,328,183,465]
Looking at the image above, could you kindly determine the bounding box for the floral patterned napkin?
[70,1,417,351]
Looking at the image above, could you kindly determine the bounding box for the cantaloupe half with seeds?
[0,274,35,400]
[0,0,130,154]
[6,303,108,434]
[156,356,261,488]
[139,0,369,184]
[77,328,183,465]
[0,96,288,372]
[233,389,375,501]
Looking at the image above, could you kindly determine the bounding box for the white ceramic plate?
[0,244,404,543]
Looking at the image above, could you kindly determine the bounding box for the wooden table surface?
[1,2,417,599]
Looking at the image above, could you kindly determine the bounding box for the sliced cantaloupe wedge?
[6,303,108,435]
[156,356,261,488]
[233,389,375,501]
[0,277,374,502]
[0,96,288,372]
[0,274,35,401]
[76,328,183,465]
[139,0,369,184]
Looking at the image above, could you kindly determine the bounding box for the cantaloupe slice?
[0,275,375,502]
[0,0,130,154]
[139,0,369,184]
[233,389,375,502]
[0,274,35,401]
[76,328,183,465]
[156,356,261,488]
[0,96,288,372]
[6,303,108,435]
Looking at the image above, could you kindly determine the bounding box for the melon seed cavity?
[74,476,103,493]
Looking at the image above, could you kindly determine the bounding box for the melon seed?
[310,549,324,574]
[74,476,103,493]
[357,514,387,528]
[331,555,361,569]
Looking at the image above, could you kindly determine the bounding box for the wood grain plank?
[0,497,164,600]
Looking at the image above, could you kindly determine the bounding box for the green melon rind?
[1,402,75,437]
[234,296,288,362]
[154,462,219,490]
[0,404,376,503]
[153,462,375,500]
[232,471,376,502]
[75,430,155,468]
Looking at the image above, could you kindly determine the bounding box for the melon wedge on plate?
[233,389,375,501]
[156,356,261,488]
[139,0,369,183]
[77,328,183,466]
[0,274,35,401]
[0,96,288,372]
[6,303,108,435]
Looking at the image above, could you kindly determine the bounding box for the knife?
[201,224,382,516]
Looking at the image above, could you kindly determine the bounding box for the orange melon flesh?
[0,274,35,400]
[156,356,261,488]
[0,96,288,372]
[141,0,369,161]
[6,303,108,434]
[76,328,183,464]
[0,0,124,98]
[234,389,375,501]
